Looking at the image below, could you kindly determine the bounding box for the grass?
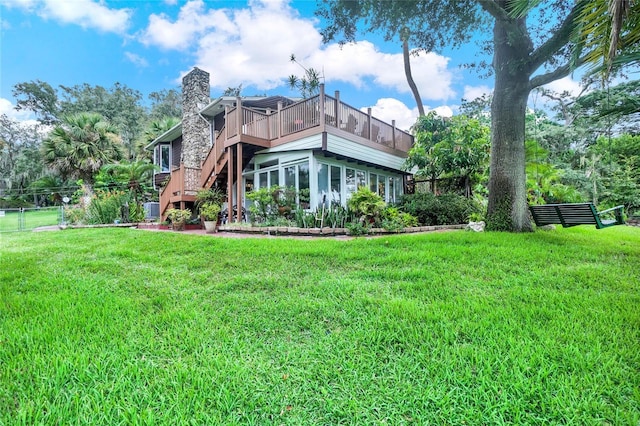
[1,226,639,424]
[0,207,60,232]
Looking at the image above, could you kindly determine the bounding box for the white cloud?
[0,98,39,126]
[124,51,149,68]
[303,42,454,101]
[139,0,455,102]
[140,0,234,50]
[362,98,453,131]
[6,0,131,33]
[542,76,584,97]
[462,85,492,102]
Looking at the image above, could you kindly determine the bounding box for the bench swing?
[529,203,625,229]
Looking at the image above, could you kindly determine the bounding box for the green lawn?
[0,207,60,232]
[1,227,639,424]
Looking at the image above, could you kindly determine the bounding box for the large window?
[160,145,170,172]
[346,167,366,200]
[283,161,310,208]
[318,163,342,206]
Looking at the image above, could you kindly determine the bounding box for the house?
[148,67,414,222]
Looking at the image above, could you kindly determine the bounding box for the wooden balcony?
[200,87,414,189]
[223,91,413,152]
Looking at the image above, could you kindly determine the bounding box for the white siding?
[325,134,406,171]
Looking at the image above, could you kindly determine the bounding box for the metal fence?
[0,207,63,233]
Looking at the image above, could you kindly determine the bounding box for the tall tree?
[42,113,123,193]
[148,88,182,121]
[0,115,45,197]
[12,80,60,125]
[318,0,639,231]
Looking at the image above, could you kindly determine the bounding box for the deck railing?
[223,90,413,153]
[159,164,201,214]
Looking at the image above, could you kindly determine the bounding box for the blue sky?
[0,0,583,130]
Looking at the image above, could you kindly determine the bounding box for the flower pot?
[204,220,217,233]
[172,221,186,231]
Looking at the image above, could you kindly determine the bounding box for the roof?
[144,122,182,150]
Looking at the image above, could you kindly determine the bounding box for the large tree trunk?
[486,13,533,232]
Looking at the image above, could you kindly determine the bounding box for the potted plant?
[200,202,221,233]
[166,208,191,231]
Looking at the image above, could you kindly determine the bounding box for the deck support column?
[236,143,243,223]
[227,146,234,222]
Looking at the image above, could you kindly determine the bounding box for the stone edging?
[216,224,467,236]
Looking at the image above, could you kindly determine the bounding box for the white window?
[160,145,170,172]
[283,161,310,208]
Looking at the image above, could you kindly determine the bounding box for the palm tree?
[135,116,180,160]
[101,160,156,206]
[42,112,123,194]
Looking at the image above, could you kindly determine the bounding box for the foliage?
[100,161,156,205]
[42,113,123,187]
[247,186,298,223]
[59,189,129,225]
[200,203,221,222]
[345,220,371,235]
[148,89,182,121]
[195,187,226,210]
[381,206,419,232]
[166,208,192,227]
[526,140,583,205]
[12,80,59,125]
[0,114,45,200]
[288,54,322,98]
[400,192,481,226]
[86,191,125,224]
[346,186,386,226]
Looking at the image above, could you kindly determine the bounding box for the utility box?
[143,202,160,220]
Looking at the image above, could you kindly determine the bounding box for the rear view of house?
[147,67,414,221]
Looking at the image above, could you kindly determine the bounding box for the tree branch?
[527,2,583,73]
[528,55,587,90]
[477,0,511,21]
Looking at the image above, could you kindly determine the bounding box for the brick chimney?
[181,67,210,170]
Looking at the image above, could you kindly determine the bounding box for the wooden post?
[227,146,233,222]
[277,101,282,138]
[236,97,243,136]
[334,90,340,125]
[367,108,372,142]
[392,120,396,149]
[236,143,243,223]
[319,84,325,127]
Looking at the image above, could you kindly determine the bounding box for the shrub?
[347,187,386,226]
[200,202,221,221]
[399,192,481,225]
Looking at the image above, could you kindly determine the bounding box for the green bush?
[85,190,145,224]
[399,192,481,225]
[381,206,419,231]
[347,187,386,226]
